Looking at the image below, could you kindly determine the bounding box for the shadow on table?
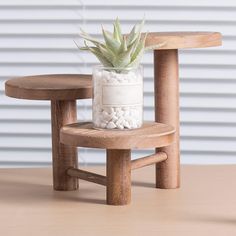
[180,209,236,226]
[0,178,106,205]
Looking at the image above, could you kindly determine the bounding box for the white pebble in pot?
[93,69,143,130]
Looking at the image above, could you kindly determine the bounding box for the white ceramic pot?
[92,65,143,130]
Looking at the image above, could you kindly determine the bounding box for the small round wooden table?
[61,121,175,205]
[146,32,222,189]
[5,74,92,191]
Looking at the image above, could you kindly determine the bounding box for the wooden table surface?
[0,165,236,236]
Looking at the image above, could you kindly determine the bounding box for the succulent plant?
[76,18,164,70]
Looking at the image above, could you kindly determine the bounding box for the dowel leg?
[154,49,180,189]
[51,100,78,191]
[106,149,131,205]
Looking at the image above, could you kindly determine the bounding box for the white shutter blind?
[1,0,236,166]
[0,0,89,167]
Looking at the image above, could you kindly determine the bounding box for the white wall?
[1,0,236,167]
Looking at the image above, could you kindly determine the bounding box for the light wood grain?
[0,166,235,235]
[154,49,180,189]
[5,74,92,100]
[51,100,78,191]
[131,152,167,170]
[60,121,175,149]
[145,31,222,49]
[106,149,131,205]
[67,168,107,186]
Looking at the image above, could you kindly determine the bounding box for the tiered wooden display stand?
[5,32,221,205]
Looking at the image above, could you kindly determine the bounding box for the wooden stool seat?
[145,32,221,49]
[5,74,92,100]
[60,121,175,149]
[60,121,175,205]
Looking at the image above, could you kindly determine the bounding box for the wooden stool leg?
[106,149,131,205]
[154,49,180,189]
[51,100,78,191]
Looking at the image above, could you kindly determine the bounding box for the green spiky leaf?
[113,24,121,43]
[102,27,120,53]
[79,31,102,45]
[127,18,145,46]
[113,42,134,67]
[118,36,127,53]
[113,18,123,42]
[131,32,148,62]
[126,24,138,46]
[77,17,165,71]
[97,44,115,65]
[83,41,113,67]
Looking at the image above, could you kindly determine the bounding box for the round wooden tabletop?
[60,121,175,149]
[5,74,92,100]
[145,32,222,50]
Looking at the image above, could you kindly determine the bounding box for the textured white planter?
[93,66,143,130]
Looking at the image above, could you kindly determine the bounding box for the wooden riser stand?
[5,32,222,205]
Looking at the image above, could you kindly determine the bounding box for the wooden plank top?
[60,121,175,149]
[5,74,92,100]
[145,32,222,49]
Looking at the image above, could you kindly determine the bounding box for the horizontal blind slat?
[0,1,234,165]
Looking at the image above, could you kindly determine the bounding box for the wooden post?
[131,152,167,170]
[51,100,78,191]
[106,149,131,205]
[67,168,107,186]
[154,49,180,189]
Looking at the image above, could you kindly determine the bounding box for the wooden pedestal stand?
[60,32,222,205]
[5,32,222,205]
[5,74,92,190]
[61,122,175,205]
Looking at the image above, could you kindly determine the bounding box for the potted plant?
[77,18,163,130]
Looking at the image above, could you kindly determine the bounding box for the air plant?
[76,18,164,71]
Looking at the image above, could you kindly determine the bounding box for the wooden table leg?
[51,100,78,191]
[154,49,180,189]
[106,149,131,205]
